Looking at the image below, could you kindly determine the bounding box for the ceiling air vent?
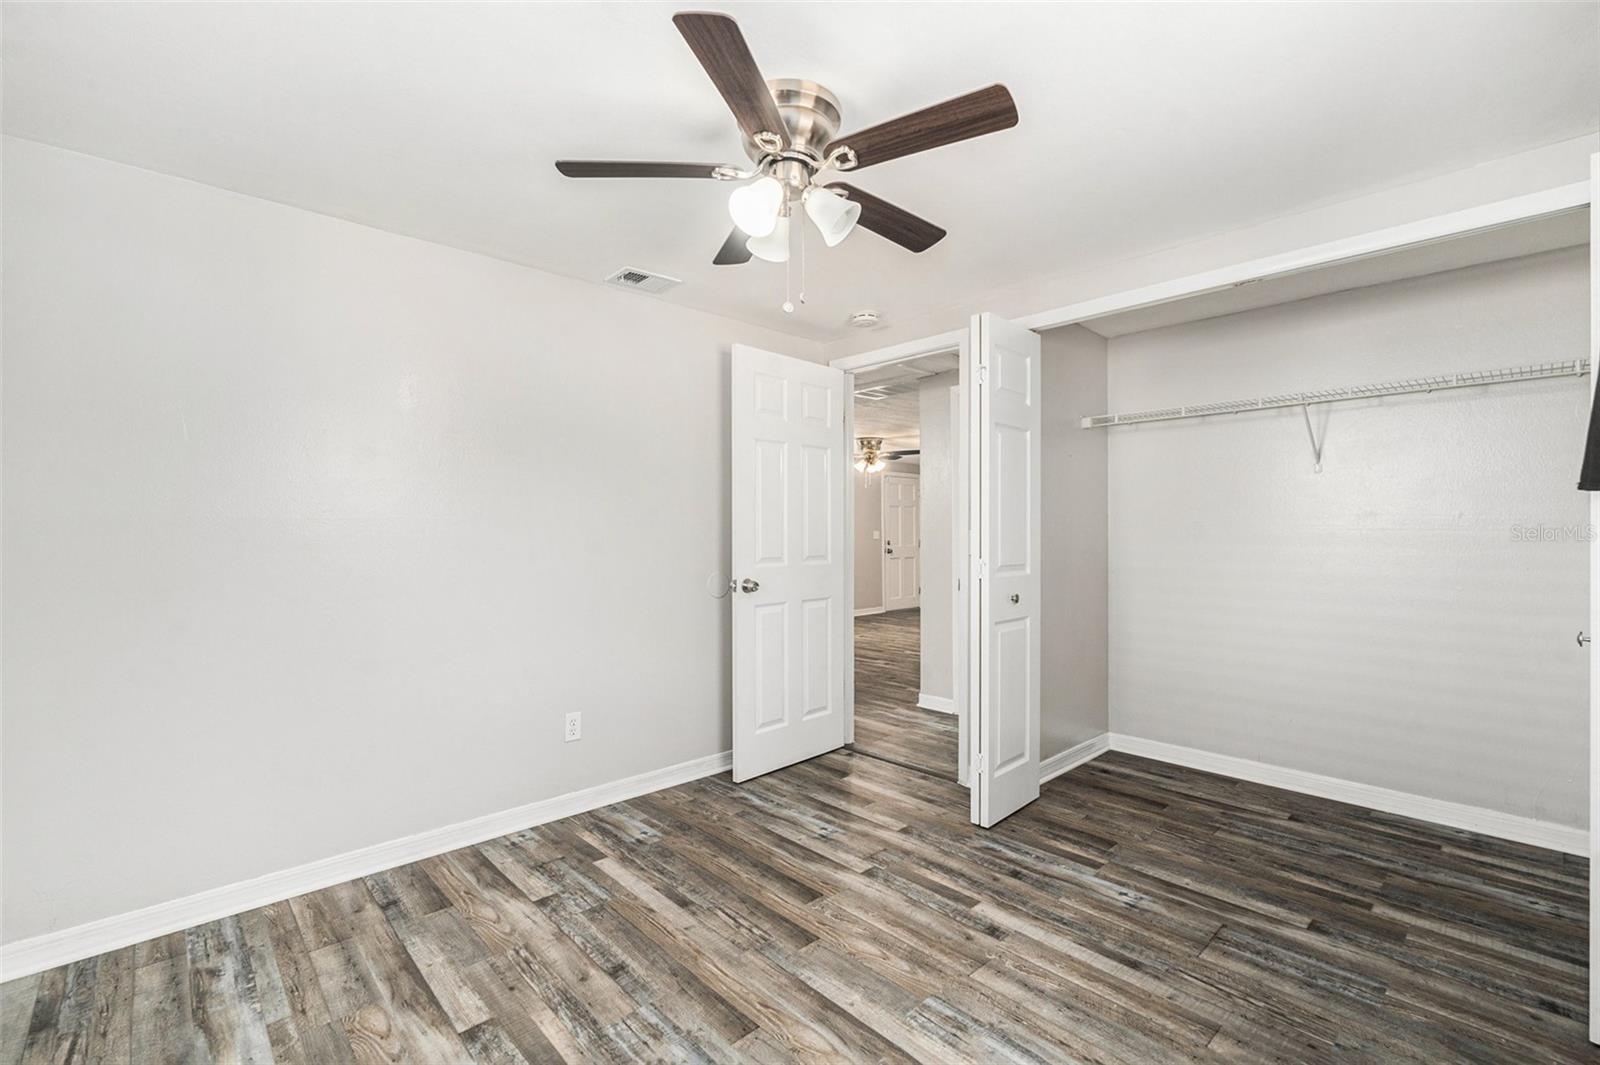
[604,267,682,294]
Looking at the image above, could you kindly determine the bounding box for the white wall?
[1041,327,1110,758]
[853,471,884,612]
[917,373,956,702]
[0,138,821,943]
[1107,247,1591,828]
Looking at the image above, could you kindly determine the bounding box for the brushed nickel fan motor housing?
[743,79,842,171]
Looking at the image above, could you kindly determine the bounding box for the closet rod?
[1081,358,1590,429]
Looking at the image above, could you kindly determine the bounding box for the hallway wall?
[853,471,884,612]
[918,372,958,704]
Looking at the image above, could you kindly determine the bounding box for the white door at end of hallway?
[881,472,920,611]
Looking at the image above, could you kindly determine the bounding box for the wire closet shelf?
[1080,358,1592,429]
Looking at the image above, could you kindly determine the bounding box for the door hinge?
[975,365,989,386]
[970,754,983,780]
[976,558,988,580]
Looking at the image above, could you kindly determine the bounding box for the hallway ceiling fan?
[555,11,1018,309]
[855,437,919,473]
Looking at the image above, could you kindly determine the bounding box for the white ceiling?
[852,351,959,449]
[854,388,922,452]
[4,2,1595,343]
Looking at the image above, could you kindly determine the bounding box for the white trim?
[1040,733,1112,784]
[852,606,885,618]
[916,693,956,715]
[829,181,1592,376]
[1109,734,1586,856]
[1587,149,1599,1047]
[843,377,856,746]
[0,750,732,980]
[950,381,969,789]
[830,330,963,372]
[1018,180,1591,333]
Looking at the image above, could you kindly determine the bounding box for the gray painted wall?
[1041,327,1111,758]
[853,471,884,612]
[0,138,822,942]
[1106,247,1591,827]
[918,373,957,702]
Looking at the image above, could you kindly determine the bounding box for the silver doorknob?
[1010,593,1020,604]
[740,578,760,594]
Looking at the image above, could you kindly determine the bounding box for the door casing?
[832,335,990,796]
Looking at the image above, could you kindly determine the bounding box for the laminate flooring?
[849,608,957,780]
[5,728,1594,1062]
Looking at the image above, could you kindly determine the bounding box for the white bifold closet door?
[969,313,1042,827]
[730,344,849,783]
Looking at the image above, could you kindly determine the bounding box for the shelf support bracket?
[1300,403,1326,474]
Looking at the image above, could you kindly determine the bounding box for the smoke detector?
[848,310,882,329]
[604,267,682,294]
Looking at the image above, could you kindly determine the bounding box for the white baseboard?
[0,750,732,980]
[853,607,885,618]
[1108,734,1586,856]
[1040,733,1112,784]
[916,693,956,715]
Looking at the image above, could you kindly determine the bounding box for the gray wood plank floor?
[849,608,958,779]
[5,623,1595,1062]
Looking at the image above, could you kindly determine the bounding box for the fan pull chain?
[798,212,807,307]
[780,203,794,313]
[782,216,793,314]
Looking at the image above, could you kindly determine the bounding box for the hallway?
[850,609,958,778]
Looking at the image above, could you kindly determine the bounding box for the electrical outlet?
[564,712,581,742]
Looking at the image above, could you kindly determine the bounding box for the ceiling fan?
[854,437,919,473]
[555,11,1018,299]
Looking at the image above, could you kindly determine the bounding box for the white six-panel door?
[881,473,920,610]
[731,344,849,783]
[970,313,1042,827]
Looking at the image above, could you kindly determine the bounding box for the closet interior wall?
[1100,245,1591,828]
[1040,326,1112,760]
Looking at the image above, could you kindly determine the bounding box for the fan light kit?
[854,438,888,474]
[556,11,1019,313]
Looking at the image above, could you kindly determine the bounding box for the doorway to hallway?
[849,609,957,776]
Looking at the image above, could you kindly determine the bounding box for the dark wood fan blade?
[672,12,787,146]
[827,84,1017,169]
[829,183,947,253]
[555,160,729,179]
[713,228,752,265]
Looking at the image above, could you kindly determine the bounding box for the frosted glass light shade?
[803,186,861,247]
[746,214,790,263]
[728,176,783,237]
